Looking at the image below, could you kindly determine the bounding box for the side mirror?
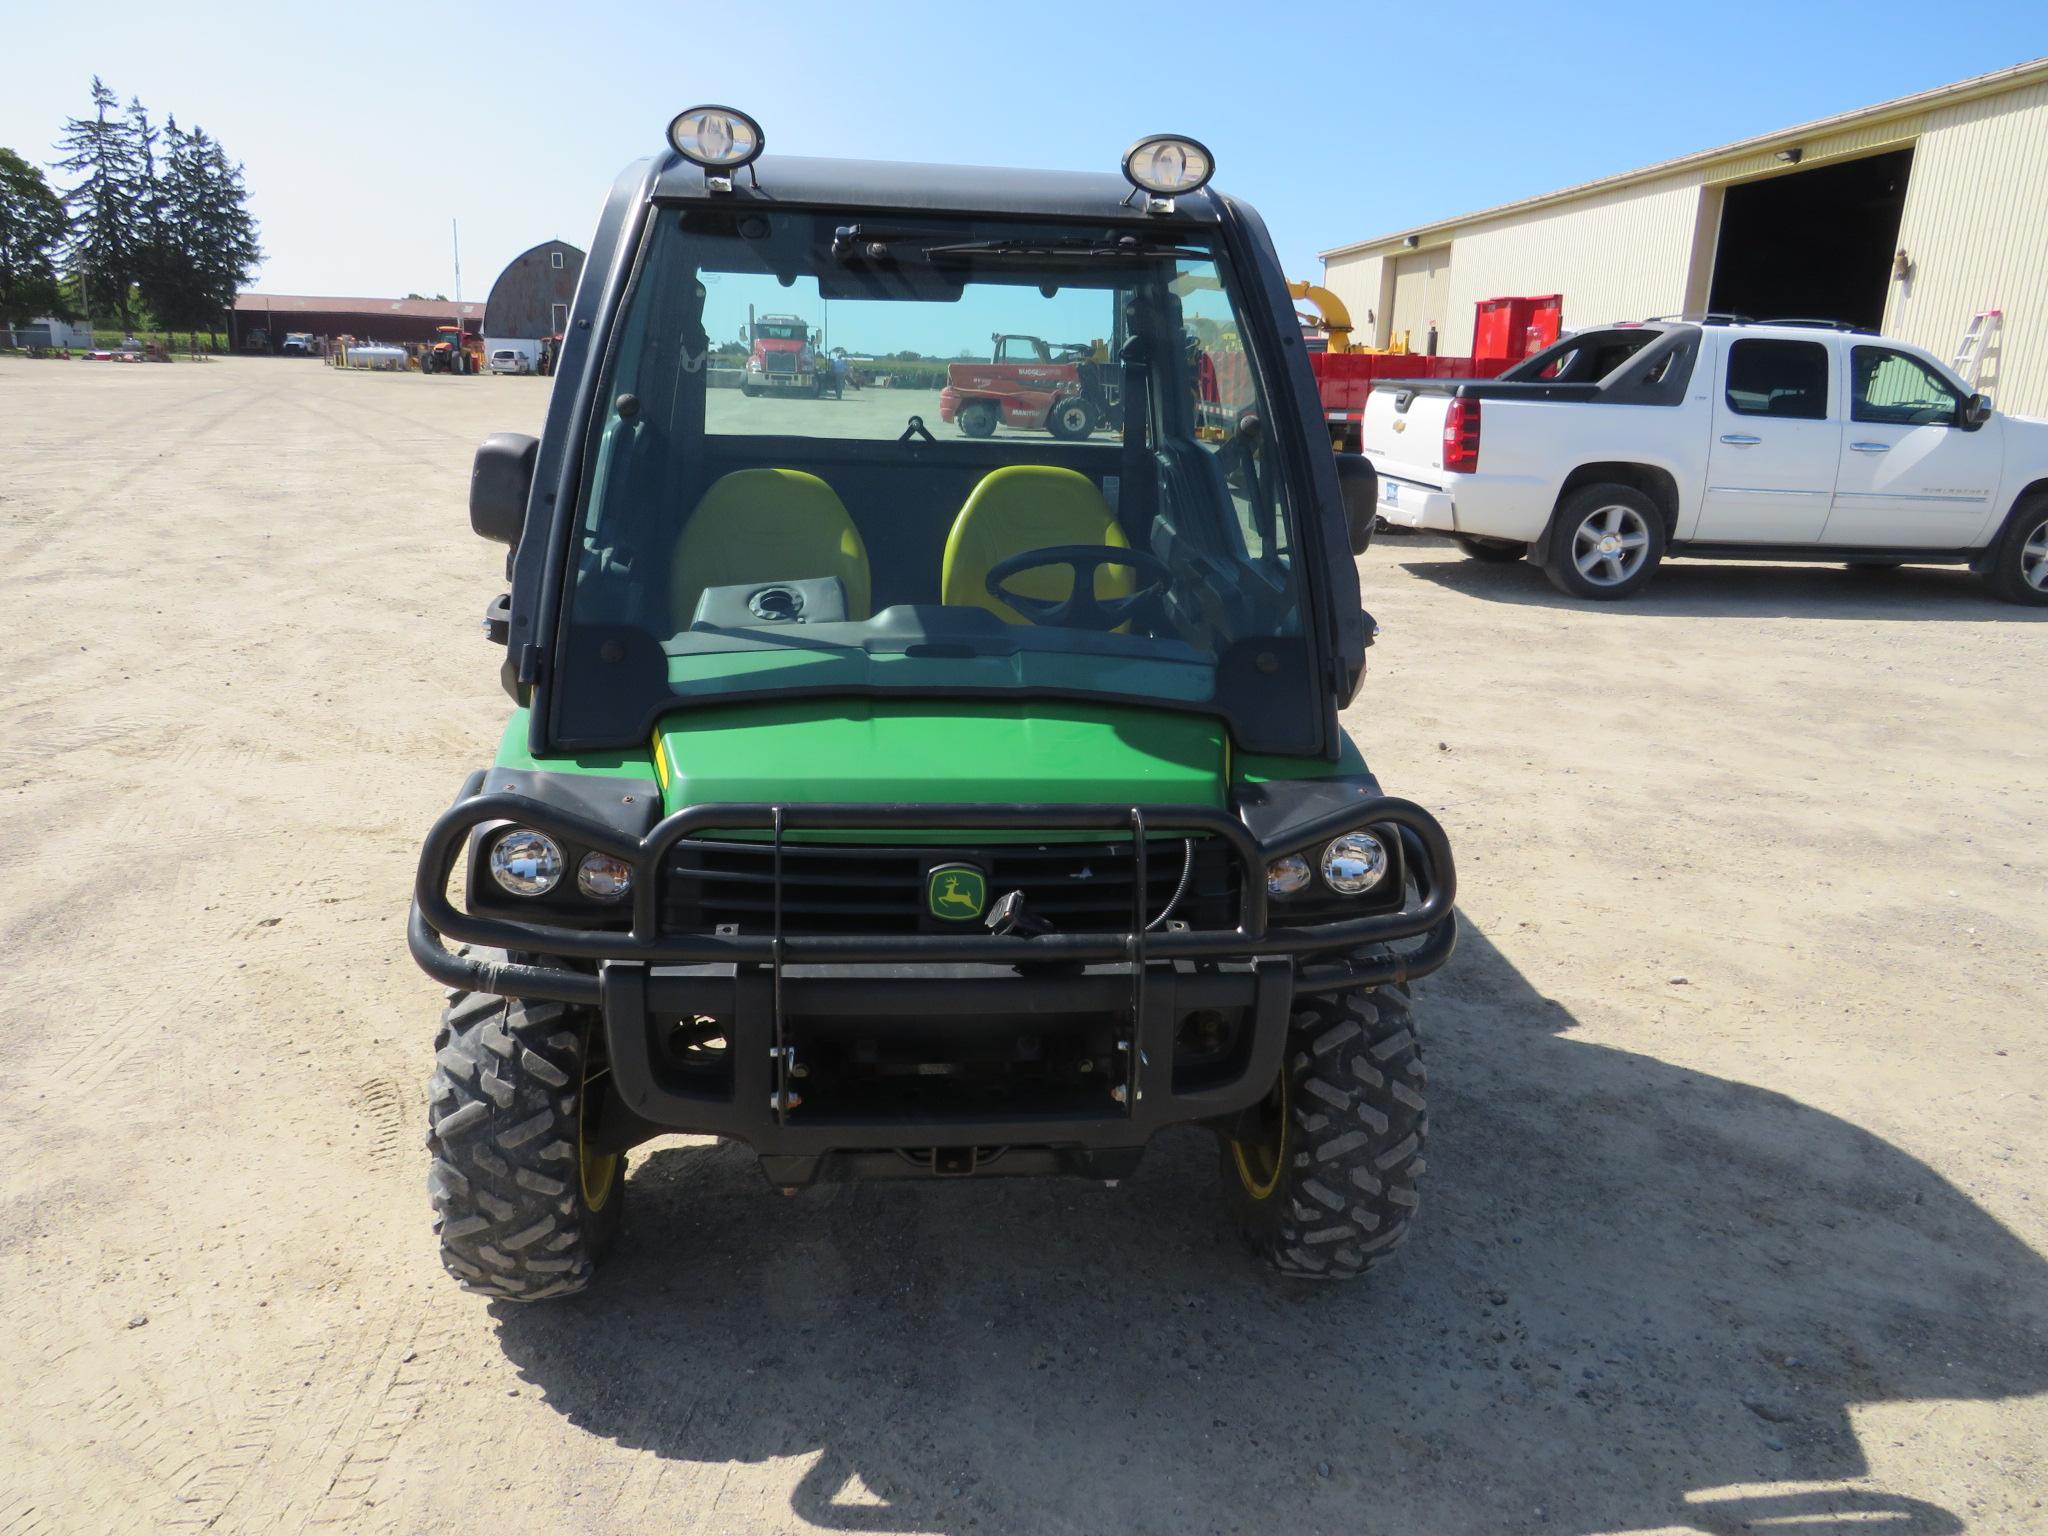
[1963,392,1993,429]
[1335,453,1378,556]
[470,432,538,546]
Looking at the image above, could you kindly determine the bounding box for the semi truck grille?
[764,353,797,374]
[661,837,1240,937]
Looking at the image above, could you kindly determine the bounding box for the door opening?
[1707,147,1912,331]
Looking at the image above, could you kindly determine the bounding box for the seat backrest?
[941,465,1129,624]
[670,469,872,627]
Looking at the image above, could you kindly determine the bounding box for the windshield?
[554,207,1316,750]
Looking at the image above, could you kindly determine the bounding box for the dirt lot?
[2,355,2044,1536]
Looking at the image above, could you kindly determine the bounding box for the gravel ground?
[2,355,2044,1535]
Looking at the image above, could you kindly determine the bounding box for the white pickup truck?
[1361,318,2048,604]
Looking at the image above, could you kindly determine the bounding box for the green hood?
[655,698,1227,816]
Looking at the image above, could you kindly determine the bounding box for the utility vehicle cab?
[411,111,1455,1301]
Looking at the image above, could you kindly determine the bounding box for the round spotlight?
[1121,135,1215,197]
[1265,854,1312,897]
[488,828,563,897]
[667,105,765,170]
[577,851,634,902]
[1320,832,1390,896]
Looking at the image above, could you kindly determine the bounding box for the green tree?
[140,116,205,341]
[54,77,147,327]
[0,147,70,326]
[142,121,261,347]
[192,127,262,335]
[125,96,167,328]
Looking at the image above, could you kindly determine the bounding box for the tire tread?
[1222,977,1426,1281]
[427,989,621,1301]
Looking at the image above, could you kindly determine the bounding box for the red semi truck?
[741,314,823,397]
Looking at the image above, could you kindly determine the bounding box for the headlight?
[577,852,634,901]
[1265,854,1312,896]
[488,828,562,896]
[1320,832,1390,896]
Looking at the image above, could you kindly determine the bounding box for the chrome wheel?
[1572,504,1652,587]
[2023,516,2048,593]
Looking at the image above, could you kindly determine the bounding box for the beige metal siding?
[1704,116,1922,186]
[1321,251,1385,346]
[1437,175,1703,346]
[1388,247,1451,350]
[1884,79,2048,413]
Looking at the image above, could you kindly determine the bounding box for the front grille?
[662,837,1241,937]
[764,352,797,374]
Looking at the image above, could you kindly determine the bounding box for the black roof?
[645,150,1225,224]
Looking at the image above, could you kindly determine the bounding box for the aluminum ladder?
[1950,309,2002,390]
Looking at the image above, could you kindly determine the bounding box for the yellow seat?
[940,465,1130,625]
[670,469,872,627]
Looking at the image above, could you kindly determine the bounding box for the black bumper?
[408,778,1456,1173]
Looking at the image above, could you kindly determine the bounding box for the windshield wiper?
[923,235,1208,261]
[831,225,1204,263]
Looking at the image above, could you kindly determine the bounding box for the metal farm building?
[1321,57,2048,414]
[228,295,485,350]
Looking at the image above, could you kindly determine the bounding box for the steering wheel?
[984,544,1170,630]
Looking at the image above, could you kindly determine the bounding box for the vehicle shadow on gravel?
[1397,549,2048,621]
[491,922,2048,1535]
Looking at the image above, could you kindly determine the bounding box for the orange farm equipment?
[423,325,484,375]
[939,334,1118,440]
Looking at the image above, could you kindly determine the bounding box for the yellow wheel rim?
[1231,1069,1287,1200]
[577,1034,619,1212]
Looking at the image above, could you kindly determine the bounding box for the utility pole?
[452,218,463,316]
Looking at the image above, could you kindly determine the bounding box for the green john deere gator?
[408,109,1457,1300]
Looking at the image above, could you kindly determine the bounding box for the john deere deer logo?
[927,863,987,921]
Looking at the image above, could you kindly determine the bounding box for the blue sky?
[3,2,2038,307]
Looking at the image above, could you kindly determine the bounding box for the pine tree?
[185,125,262,346]
[53,77,147,328]
[125,96,164,333]
[0,147,70,327]
[142,115,206,342]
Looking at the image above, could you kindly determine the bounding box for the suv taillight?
[1442,396,1481,473]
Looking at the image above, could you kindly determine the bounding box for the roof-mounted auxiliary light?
[667,105,764,191]
[1121,134,1214,213]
